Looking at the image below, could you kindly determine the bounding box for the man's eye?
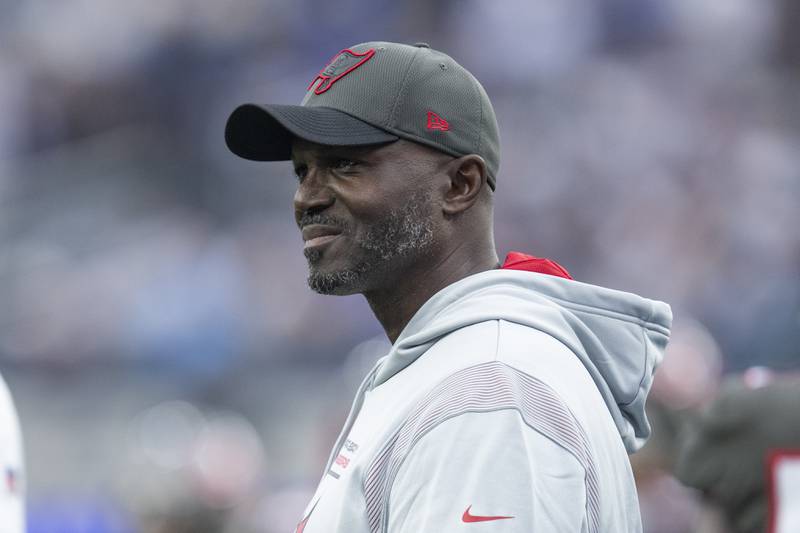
[294,165,308,181]
[332,159,357,172]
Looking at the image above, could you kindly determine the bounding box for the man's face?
[291,139,450,295]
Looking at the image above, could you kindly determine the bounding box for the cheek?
[340,190,394,228]
[337,161,435,229]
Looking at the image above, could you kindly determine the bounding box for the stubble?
[303,191,436,295]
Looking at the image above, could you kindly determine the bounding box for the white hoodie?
[0,373,24,533]
[295,259,672,533]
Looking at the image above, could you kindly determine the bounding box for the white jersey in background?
[0,373,24,533]
[296,259,672,533]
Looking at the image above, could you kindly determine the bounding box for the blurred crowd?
[0,0,798,531]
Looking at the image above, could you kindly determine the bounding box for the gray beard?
[304,192,436,295]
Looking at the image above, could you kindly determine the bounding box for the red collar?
[500,251,572,280]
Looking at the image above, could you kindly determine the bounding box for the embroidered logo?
[5,467,20,495]
[327,438,360,479]
[462,505,515,523]
[308,48,375,95]
[426,111,450,131]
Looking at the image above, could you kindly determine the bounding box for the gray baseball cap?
[225,41,500,190]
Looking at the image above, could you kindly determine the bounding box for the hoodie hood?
[370,262,672,453]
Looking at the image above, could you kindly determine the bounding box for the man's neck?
[363,244,499,344]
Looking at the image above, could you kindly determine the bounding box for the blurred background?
[0,0,798,531]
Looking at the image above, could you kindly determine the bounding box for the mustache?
[297,213,350,233]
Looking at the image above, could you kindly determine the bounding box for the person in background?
[675,369,800,533]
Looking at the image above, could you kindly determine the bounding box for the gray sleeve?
[385,409,589,532]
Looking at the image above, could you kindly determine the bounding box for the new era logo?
[426,111,449,131]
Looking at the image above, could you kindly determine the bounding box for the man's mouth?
[302,224,343,249]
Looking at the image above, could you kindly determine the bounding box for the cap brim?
[225,104,399,161]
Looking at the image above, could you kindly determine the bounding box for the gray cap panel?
[228,41,501,189]
[391,48,482,163]
[473,76,501,180]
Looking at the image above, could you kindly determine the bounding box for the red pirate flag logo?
[308,48,375,95]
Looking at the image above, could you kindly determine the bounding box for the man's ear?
[442,154,489,216]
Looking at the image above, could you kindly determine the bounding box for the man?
[225,41,672,532]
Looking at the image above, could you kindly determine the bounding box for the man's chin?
[307,268,365,295]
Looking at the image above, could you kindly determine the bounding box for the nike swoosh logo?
[462,505,515,523]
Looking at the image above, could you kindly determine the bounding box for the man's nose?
[293,169,334,219]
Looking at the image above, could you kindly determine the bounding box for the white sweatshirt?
[295,265,672,533]
[0,373,24,533]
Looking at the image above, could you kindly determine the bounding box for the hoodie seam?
[622,301,656,409]
[623,325,650,409]
[614,325,650,409]
[423,284,525,328]
[493,320,501,362]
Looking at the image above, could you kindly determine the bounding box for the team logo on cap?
[308,48,375,95]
